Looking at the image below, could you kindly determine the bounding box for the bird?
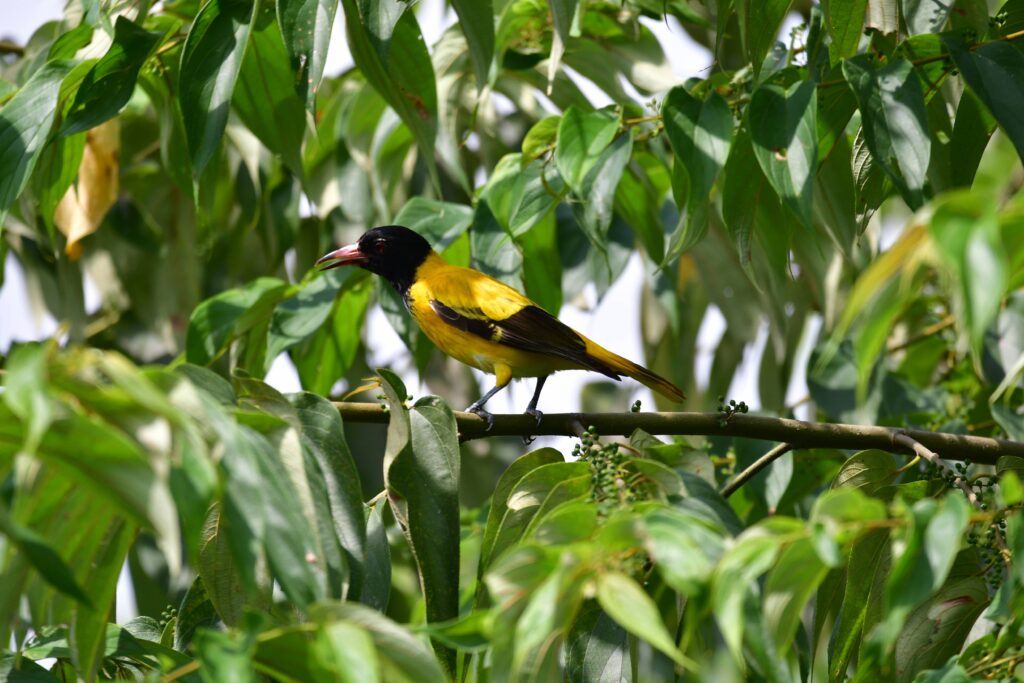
[316,225,684,429]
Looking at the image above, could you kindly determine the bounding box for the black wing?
[429,300,620,380]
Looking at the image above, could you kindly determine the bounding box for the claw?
[525,407,544,427]
[469,406,495,431]
[522,408,543,445]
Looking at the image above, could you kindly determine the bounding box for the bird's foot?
[522,408,543,445]
[525,407,543,427]
[468,406,495,431]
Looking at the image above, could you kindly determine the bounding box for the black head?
[316,225,434,295]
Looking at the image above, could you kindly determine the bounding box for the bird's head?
[316,225,434,293]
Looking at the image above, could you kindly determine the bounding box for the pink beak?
[316,243,366,271]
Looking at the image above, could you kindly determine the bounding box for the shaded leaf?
[843,55,931,209]
[0,61,73,222]
[944,33,1024,164]
[596,571,687,667]
[179,0,257,176]
[749,80,817,228]
[61,17,162,137]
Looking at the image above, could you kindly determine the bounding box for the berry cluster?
[717,396,749,426]
[574,427,639,516]
[159,604,177,630]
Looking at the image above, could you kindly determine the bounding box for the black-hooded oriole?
[317,225,684,427]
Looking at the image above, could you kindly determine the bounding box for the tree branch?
[721,443,793,499]
[891,433,981,508]
[333,403,1023,465]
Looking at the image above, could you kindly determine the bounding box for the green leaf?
[949,89,997,188]
[722,128,787,277]
[643,507,724,596]
[310,621,381,683]
[277,0,339,107]
[596,571,688,667]
[828,527,890,680]
[832,449,898,493]
[175,576,220,651]
[266,270,346,364]
[60,17,162,137]
[378,374,460,675]
[662,84,732,258]
[944,33,1024,164]
[489,461,589,565]
[546,0,581,87]
[763,537,828,653]
[291,392,367,599]
[749,80,818,228]
[451,0,495,87]
[520,212,563,315]
[186,277,289,366]
[179,0,257,176]
[394,197,474,248]
[737,0,795,73]
[362,498,391,611]
[911,658,973,683]
[0,60,72,222]
[825,0,868,62]
[2,344,54,454]
[471,199,524,289]
[0,505,91,606]
[576,132,633,251]
[484,154,565,238]
[712,520,799,659]
[235,4,308,175]
[522,115,560,162]
[194,627,257,683]
[478,447,565,575]
[566,602,630,683]
[843,55,931,209]
[48,24,94,60]
[340,0,439,186]
[894,576,988,682]
[310,603,448,683]
[72,520,136,682]
[887,496,970,620]
[555,105,619,192]
[662,84,732,204]
[929,193,1008,354]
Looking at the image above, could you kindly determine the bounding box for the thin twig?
[0,40,24,56]
[720,443,793,499]
[816,28,1024,89]
[887,316,955,353]
[892,433,980,508]
[332,403,1024,464]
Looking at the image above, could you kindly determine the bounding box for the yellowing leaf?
[54,118,120,260]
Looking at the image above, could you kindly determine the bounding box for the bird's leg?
[465,382,507,431]
[522,376,548,445]
[525,376,547,426]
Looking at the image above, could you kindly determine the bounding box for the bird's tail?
[583,339,686,403]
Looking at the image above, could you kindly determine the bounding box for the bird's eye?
[375,240,387,254]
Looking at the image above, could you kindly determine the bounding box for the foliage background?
[1,0,1024,681]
